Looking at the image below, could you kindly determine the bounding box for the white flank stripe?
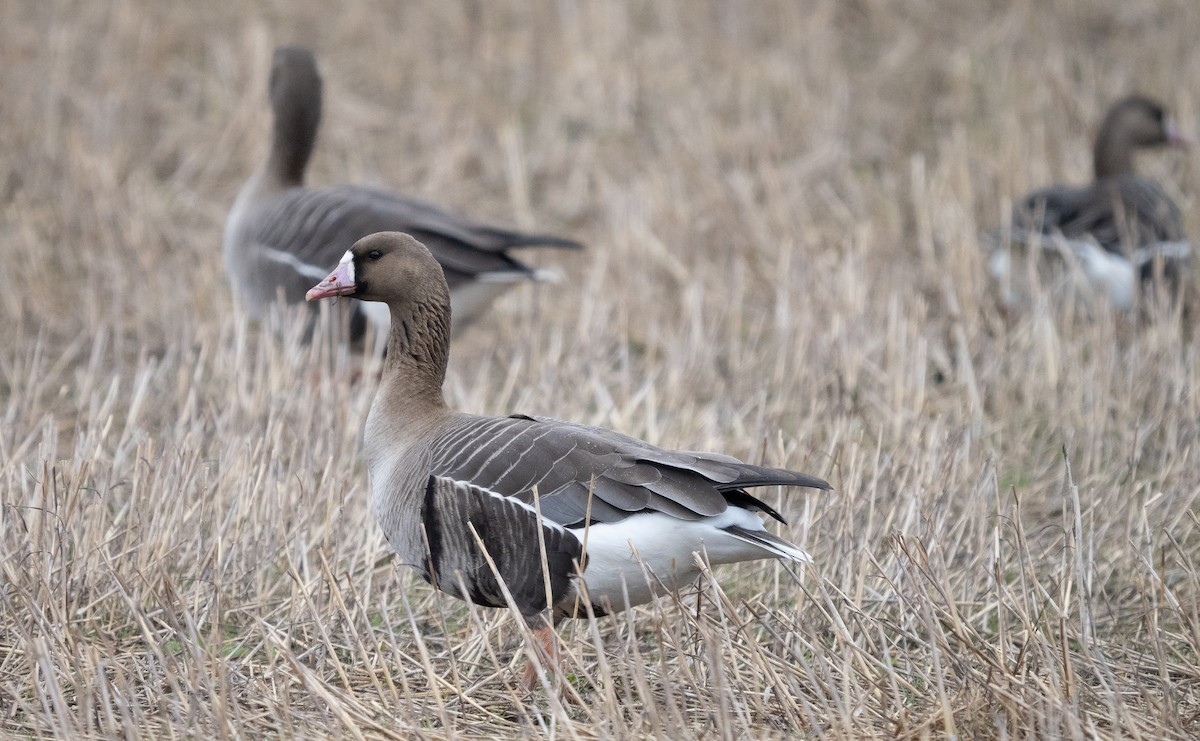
[1132,240,1191,267]
[530,268,562,284]
[258,243,331,281]
[473,268,563,285]
[444,476,573,537]
[257,245,331,281]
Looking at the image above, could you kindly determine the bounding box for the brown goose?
[304,232,831,688]
[224,47,582,340]
[992,95,1190,310]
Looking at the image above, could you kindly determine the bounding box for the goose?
[303,232,831,688]
[223,47,582,341]
[990,95,1190,311]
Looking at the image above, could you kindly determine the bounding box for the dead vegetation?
[3,1,1200,737]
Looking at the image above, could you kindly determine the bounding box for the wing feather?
[426,414,831,529]
[421,475,582,620]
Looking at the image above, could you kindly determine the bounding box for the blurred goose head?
[1093,95,1188,179]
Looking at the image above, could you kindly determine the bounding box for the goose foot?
[520,625,561,692]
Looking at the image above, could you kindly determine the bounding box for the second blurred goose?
[991,95,1190,310]
[223,47,582,339]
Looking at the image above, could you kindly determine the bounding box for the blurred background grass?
[3,0,1200,737]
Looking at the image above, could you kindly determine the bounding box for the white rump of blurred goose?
[304,232,831,689]
[224,47,582,341]
[988,95,1190,311]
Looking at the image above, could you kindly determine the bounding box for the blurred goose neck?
[1092,102,1152,180]
[267,81,321,188]
[1093,133,1135,180]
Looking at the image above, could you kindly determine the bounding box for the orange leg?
[520,624,561,692]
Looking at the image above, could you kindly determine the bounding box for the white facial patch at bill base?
[339,250,356,283]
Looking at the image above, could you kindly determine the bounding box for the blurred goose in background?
[223,47,582,341]
[989,95,1190,311]
[304,232,831,689]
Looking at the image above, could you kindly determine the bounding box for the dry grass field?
[4,0,1200,737]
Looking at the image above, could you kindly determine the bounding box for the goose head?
[306,232,450,306]
[1094,96,1188,179]
[307,232,452,402]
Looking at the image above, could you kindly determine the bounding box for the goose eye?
[367,250,383,261]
